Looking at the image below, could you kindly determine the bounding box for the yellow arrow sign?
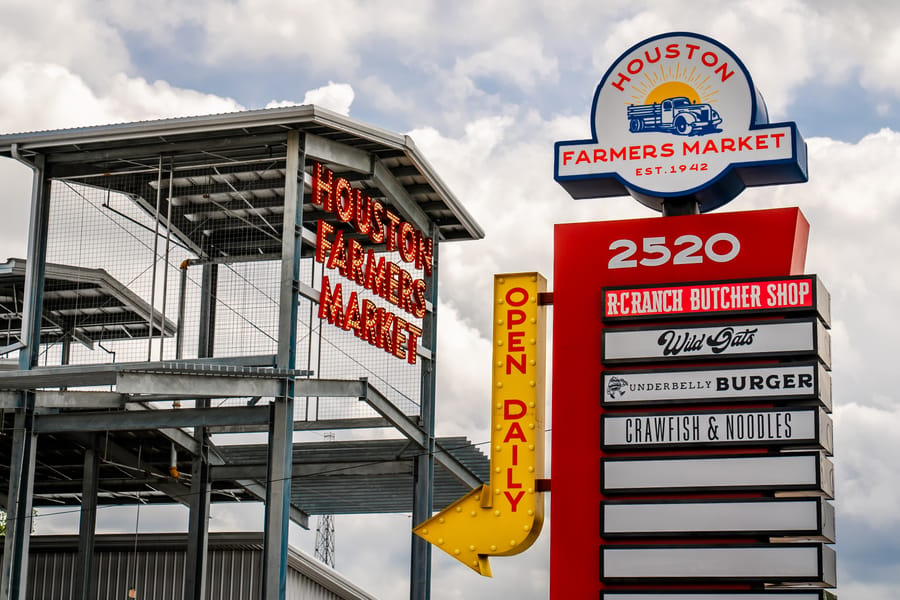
[414,272,547,576]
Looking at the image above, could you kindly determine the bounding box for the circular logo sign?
[554,32,807,213]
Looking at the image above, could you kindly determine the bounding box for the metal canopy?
[0,427,486,515]
[0,105,485,248]
[220,436,486,515]
[0,258,176,350]
[0,363,488,517]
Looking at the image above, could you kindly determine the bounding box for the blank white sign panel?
[603,453,833,497]
[602,499,834,541]
[602,544,835,584]
[602,594,825,600]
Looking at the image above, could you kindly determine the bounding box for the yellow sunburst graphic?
[628,62,719,105]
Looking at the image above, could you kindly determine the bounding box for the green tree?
[0,509,37,535]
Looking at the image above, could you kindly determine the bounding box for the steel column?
[277,129,305,369]
[263,130,304,600]
[17,154,49,371]
[2,153,49,600]
[182,257,219,599]
[197,263,218,359]
[411,225,439,600]
[175,261,188,359]
[0,400,37,600]
[74,446,99,600]
[184,401,211,600]
[263,397,293,599]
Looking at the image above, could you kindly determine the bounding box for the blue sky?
[1,1,900,598]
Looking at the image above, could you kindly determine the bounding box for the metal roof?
[215,436,489,515]
[0,258,176,351]
[0,105,484,245]
[0,428,487,516]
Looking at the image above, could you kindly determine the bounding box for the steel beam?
[304,132,371,173]
[212,460,413,480]
[372,158,431,234]
[0,354,280,390]
[197,263,218,358]
[2,153,48,600]
[208,416,391,434]
[411,223,439,600]
[1,400,37,600]
[124,403,201,455]
[117,371,283,398]
[361,382,481,490]
[264,129,304,600]
[264,396,294,599]
[17,155,50,371]
[238,476,309,530]
[74,446,99,600]
[184,399,211,600]
[277,130,304,370]
[0,391,125,409]
[43,133,291,167]
[34,405,270,433]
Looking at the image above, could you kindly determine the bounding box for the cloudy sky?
[2,0,899,598]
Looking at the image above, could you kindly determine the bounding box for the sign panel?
[313,162,430,364]
[602,275,830,325]
[414,273,547,576]
[602,362,831,410]
[601,593,829,600]
[551,208,812,599]
[602,317,830,367]
[602,452,834,498]
[601,407,832,453]
[601,498,835,541]
[554,32,808,213]
[600,544,836,586]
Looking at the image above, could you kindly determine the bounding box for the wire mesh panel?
[305,258,423,421]
[33,151,426,421]
[199,260,280,359]
[43,172,193,365]
[40,157,290,366]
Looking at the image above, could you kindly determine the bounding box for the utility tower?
[315,432,336,568]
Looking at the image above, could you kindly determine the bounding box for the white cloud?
[434,302,492,440]
[199,0,428,72]
[0,62,108,133]
[0,159,34,261]
[302,82,355,115]
[454,37,559,93]
[0,63,241,133]
[358,75,415,116]
[89,0,208,43]
[835,403,900,526]
[266,82,355,116]
[0,0,132,86]
[102,73,243,122]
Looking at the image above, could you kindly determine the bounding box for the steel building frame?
[0,106,486,600]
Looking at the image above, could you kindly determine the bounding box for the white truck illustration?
[627,97,722,136]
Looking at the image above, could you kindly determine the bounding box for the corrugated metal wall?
[24,534,377,600]
[286,569,345,600]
